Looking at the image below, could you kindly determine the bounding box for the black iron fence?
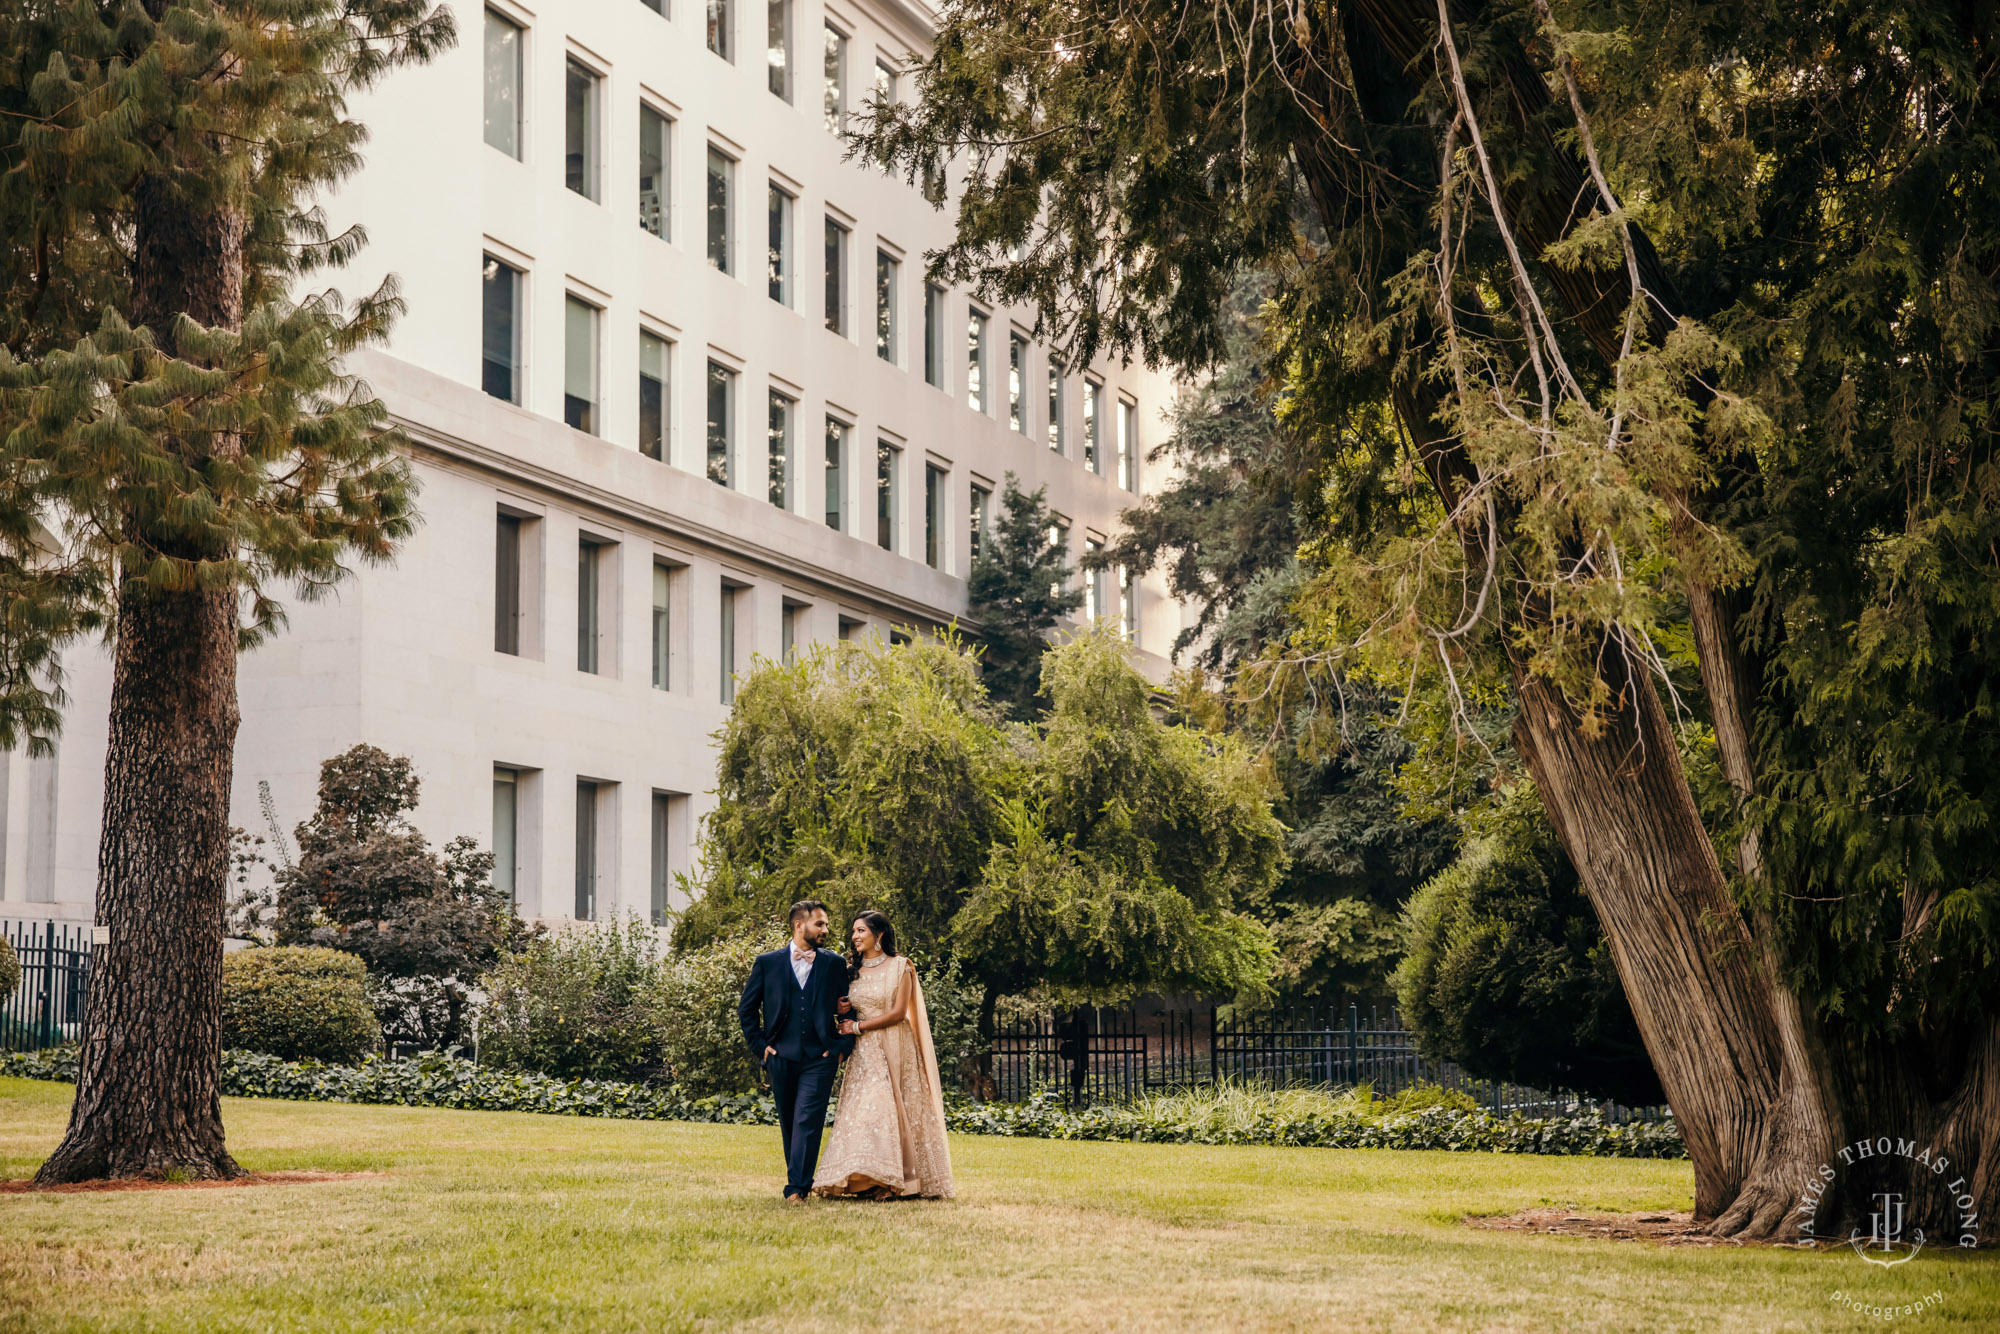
[992,1003,1666,1123]
[2,919,91,1054]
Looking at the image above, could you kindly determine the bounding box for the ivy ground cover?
[4,1076,1995,1332]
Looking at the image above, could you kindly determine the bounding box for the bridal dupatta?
[811,956,956,1198]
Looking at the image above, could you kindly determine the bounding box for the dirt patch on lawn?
[0,1170,383,1195]
[1470,1207,1747,1247]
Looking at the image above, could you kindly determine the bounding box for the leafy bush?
[1394,787,1664,1107]
[0,1047,1686,1158]
[644,927,785,1096]
[259,745,526,1050]
[479,917,661,1081]
[220,947,380,1063]
[0,934,18,998]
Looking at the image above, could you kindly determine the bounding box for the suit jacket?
[738,947,854,1063]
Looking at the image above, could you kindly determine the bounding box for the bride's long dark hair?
[848,910,897,980]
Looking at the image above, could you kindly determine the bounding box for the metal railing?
[991,1002,1667,1123]
[2,919,92,1054]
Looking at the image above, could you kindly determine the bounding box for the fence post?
[1208,1004,1217,1087]
[36,923,56,1045]
[1346,1003,1359,1086]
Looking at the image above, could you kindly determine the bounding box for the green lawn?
[2,1077,1993,1332]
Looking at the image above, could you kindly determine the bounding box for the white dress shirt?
[789,947,815,989]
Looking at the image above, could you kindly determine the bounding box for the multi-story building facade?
[0,0,1180,929]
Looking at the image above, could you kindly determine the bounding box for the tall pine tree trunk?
[35,173,246,1184]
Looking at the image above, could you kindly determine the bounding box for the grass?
[2,1077,1995,1332]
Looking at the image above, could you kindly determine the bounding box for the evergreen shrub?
[0,935,18,998]
[220,947,380,1063]
[1395,789,1664,1107]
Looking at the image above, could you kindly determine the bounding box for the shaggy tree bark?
[34,171,247,1184]
[1332,0,2000,1242]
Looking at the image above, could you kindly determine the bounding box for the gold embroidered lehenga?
[812,956,955,1199]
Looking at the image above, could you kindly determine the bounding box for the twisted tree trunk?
[1338,0,2000,1243]
[35,172,246,1184]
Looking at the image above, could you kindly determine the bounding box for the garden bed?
[2,1046,1685,1159]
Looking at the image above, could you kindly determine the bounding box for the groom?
[737,900,854,1202]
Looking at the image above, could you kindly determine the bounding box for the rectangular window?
[577,538,604,673]
[481,255,522,404]
[767,389,793,508]
[1085,539,1105,621]
[876,441,899,552]
[767,184,794,305]
[1083,378,1102,473]
[1121,567,1138,644]
[720,584,739,704]
[766,0,791,99]
[706,0,732,61]
[651,563,672,690]
[639,106,671,239]
[876,251,899,363]
[706,147,733,273]
[925,463,946,570]
[781,602,801,662]
[563,296,598,434]
[649,793,675,926]
[823,24,847,133]
[873,59,897,111]
[1009,335,1027,432]
[969,482,991,563]
[639,331,670,461]
[495,512,523,654]
[705,362,734,486]
[967,310,988,413]
[1049,520,1070,598]
[823,217,848,334]
[1118,398,1137,491]
[493,767,519,905]
[1048,364,1065,453]
[565,59,599,201]
[574,780,598,920]
[483,10,523,159]
[924,284,945,388]
[824,418,848,532]
[640,0,666,16]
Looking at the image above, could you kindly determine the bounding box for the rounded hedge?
[0,934,19,999]
[221,946,380,1063]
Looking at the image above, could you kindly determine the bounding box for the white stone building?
[1,0,1180,929]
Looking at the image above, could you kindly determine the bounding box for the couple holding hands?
[737,900,955,1203]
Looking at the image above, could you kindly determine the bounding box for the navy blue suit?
[738,947,854,1198]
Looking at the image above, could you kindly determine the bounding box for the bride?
[812,911,955,1199]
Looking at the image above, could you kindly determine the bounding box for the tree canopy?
[864,0,2000,1239]
[679,629,1284,1037]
